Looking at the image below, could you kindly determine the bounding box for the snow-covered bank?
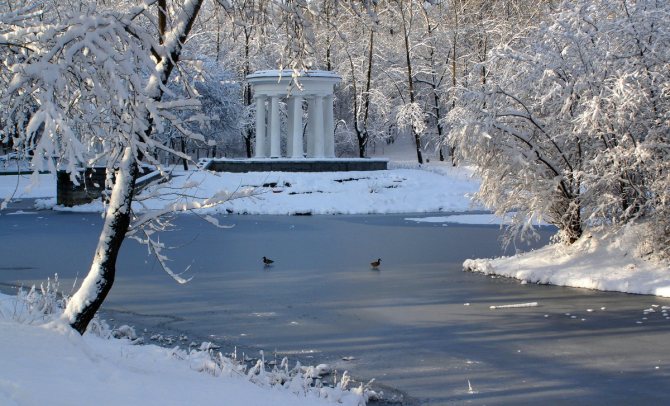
[157,167,478,215]
[464,226,670,297]
[0,172,56,200]
[0,292,372,406]
[406,213,506,225]
[0,164,481,215]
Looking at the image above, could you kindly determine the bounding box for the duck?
[370,258,381,269]
[262,256,274,266]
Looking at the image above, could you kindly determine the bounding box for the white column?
[290,96,304,158]
[312,96,325,158]
[323,94,335,158]
[270,96,281,158]
[306,97,316,157]
[254,95,267,158]
[286,96,294,157]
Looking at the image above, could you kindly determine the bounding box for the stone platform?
[204,158,388,173]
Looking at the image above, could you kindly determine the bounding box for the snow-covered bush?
[12,275,66,324]
[5,274,113,337]
[160,58,245,161]
[168,344,376,404]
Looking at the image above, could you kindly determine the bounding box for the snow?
[405,213,550,225]
[0,173,56,199]
[247,69,342,79]
[489,302,539,309]
[464,226,670,297]
[0,292,370,406]
[406,213,507,225]
[0,164,479,215]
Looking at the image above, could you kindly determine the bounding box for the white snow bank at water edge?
[463,226,670,297]
[0,173,56,199]
[0,162,481,215]
[0,292,375,406]
[49,166,480,215]
[405,213,550,226]
[406,214,508,225]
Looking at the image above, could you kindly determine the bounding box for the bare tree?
[336,1,380,157]
[394,0,423,164]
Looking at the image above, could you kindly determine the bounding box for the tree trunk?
[565,203,582,244]
[555,196,582,244]
[245,130,252,158]
[450,28,457,167]
[400,0,422,164]
[358,130,367,158]
[63,148,139,334]
[360,27,375,157]
[432,87,445,162]
[158,0,167,44]
[181,138,189,170]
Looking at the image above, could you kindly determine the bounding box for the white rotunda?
[247,69,341,159]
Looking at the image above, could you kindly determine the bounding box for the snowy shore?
[463,226,670,297]
[55,164,480,215]
[0,291,372,406]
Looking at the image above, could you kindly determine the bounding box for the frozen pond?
[2,211,670,405]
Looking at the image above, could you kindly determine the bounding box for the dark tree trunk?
[158,0,167,44]
[350,25,375,159]
[554,196,582,244]
[451,32,457,167]
[432,88,445,162]
[565,203,582,244]
[400,0,422,164]
[358,130,367,158]
[245,130,252,158]
[360,27,374,157]
[181,138,188,170]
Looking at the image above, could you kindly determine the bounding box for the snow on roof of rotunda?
[246,69,341,80]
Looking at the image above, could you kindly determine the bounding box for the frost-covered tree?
[214,0,275,157]
[1,0,207,334]
[447,0,670,255]
[413,1,450,162]
[330,1,381,157]
[390,0,424,163]
[160,58,243,162]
